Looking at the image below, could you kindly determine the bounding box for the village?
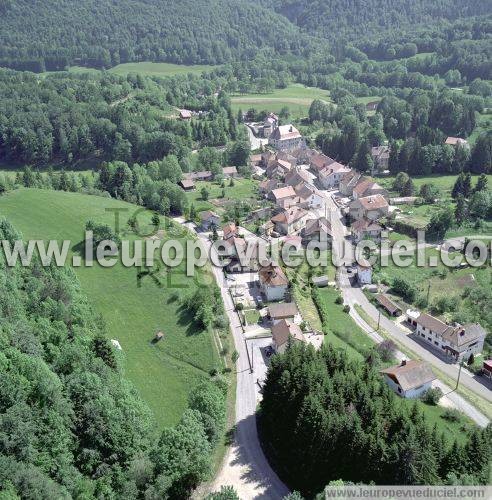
[177,111,491,413]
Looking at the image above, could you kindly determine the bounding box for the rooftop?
[381,360,436,392]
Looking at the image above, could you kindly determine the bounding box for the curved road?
[323,193,492,408]
[174,218,288,499]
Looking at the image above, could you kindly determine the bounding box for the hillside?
[263,0,492,45]
[0,0,316,71]
[0,188,220,427]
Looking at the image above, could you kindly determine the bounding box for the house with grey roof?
[381,360,436,398]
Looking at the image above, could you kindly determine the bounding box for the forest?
[0,0,316,71]
[260,343,491,496]
[0,69,238,165]
[0,218,228,499]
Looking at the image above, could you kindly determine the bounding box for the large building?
[269,125,305,152]
[407,311,486,362]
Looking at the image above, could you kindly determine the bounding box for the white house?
[295,182,325,210]
[269,125,305,152]
[407,311,486,362]
[271,206,309,235]
[380,360,436,398]
[445,137,470,150]
[259,264,289,301]
[271,319,306,354]
[357,259,372,285]
[318,162,351,189]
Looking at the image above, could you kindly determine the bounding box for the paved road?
[322,194,492,411]
[245,124,269,151]
[174,218,289,499]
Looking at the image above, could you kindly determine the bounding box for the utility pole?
[455,359,463,390]
[426,282,431,305]
[377,310,381,331]
[251,343,254,374]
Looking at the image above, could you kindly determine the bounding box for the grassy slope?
[0,188,219,428]
[230,83,331,120]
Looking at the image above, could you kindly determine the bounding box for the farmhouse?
[351,218,383,243]
[222,166,238,178]
[199,210,221,230]
[271,319,306,354]
[267,302,300,324]
[179,179,196,191]
[375,294,402,316]
[259,264,289,301]
[381,360,436,399]
[271,206,309,235]
[407,311,486,362]
[269,125,305,152]
[349,194,389,221]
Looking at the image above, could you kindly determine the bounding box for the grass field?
[381,174,492,199]
[230,84,331,120]
[315,286,374,360]
[185,178,259,214]
[0,188,220,428]
[468,111,492,145]
[43,62,217,78]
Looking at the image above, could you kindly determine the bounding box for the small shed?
[180,109,192,119]
[179,179,196,191]
[375,294,402,316]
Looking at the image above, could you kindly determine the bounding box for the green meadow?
[230,83,331,120]
[43,61,217,78]
[0,188,220,428]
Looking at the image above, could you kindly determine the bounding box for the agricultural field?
[231,83,331,120]
[0,188,220,428]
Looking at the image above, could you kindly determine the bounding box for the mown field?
[230,83,331,120]
[0,188,220,428]
[44,61,217,78]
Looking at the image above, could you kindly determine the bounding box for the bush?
[235,303,244,311]
[343,305,350,313]
[442,408,462,422]
[335,295,343,305]
[376,339,397,362]
[421,387,443,405]
[392,277,416,302]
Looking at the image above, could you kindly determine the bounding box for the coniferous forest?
[260,344,492,497]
